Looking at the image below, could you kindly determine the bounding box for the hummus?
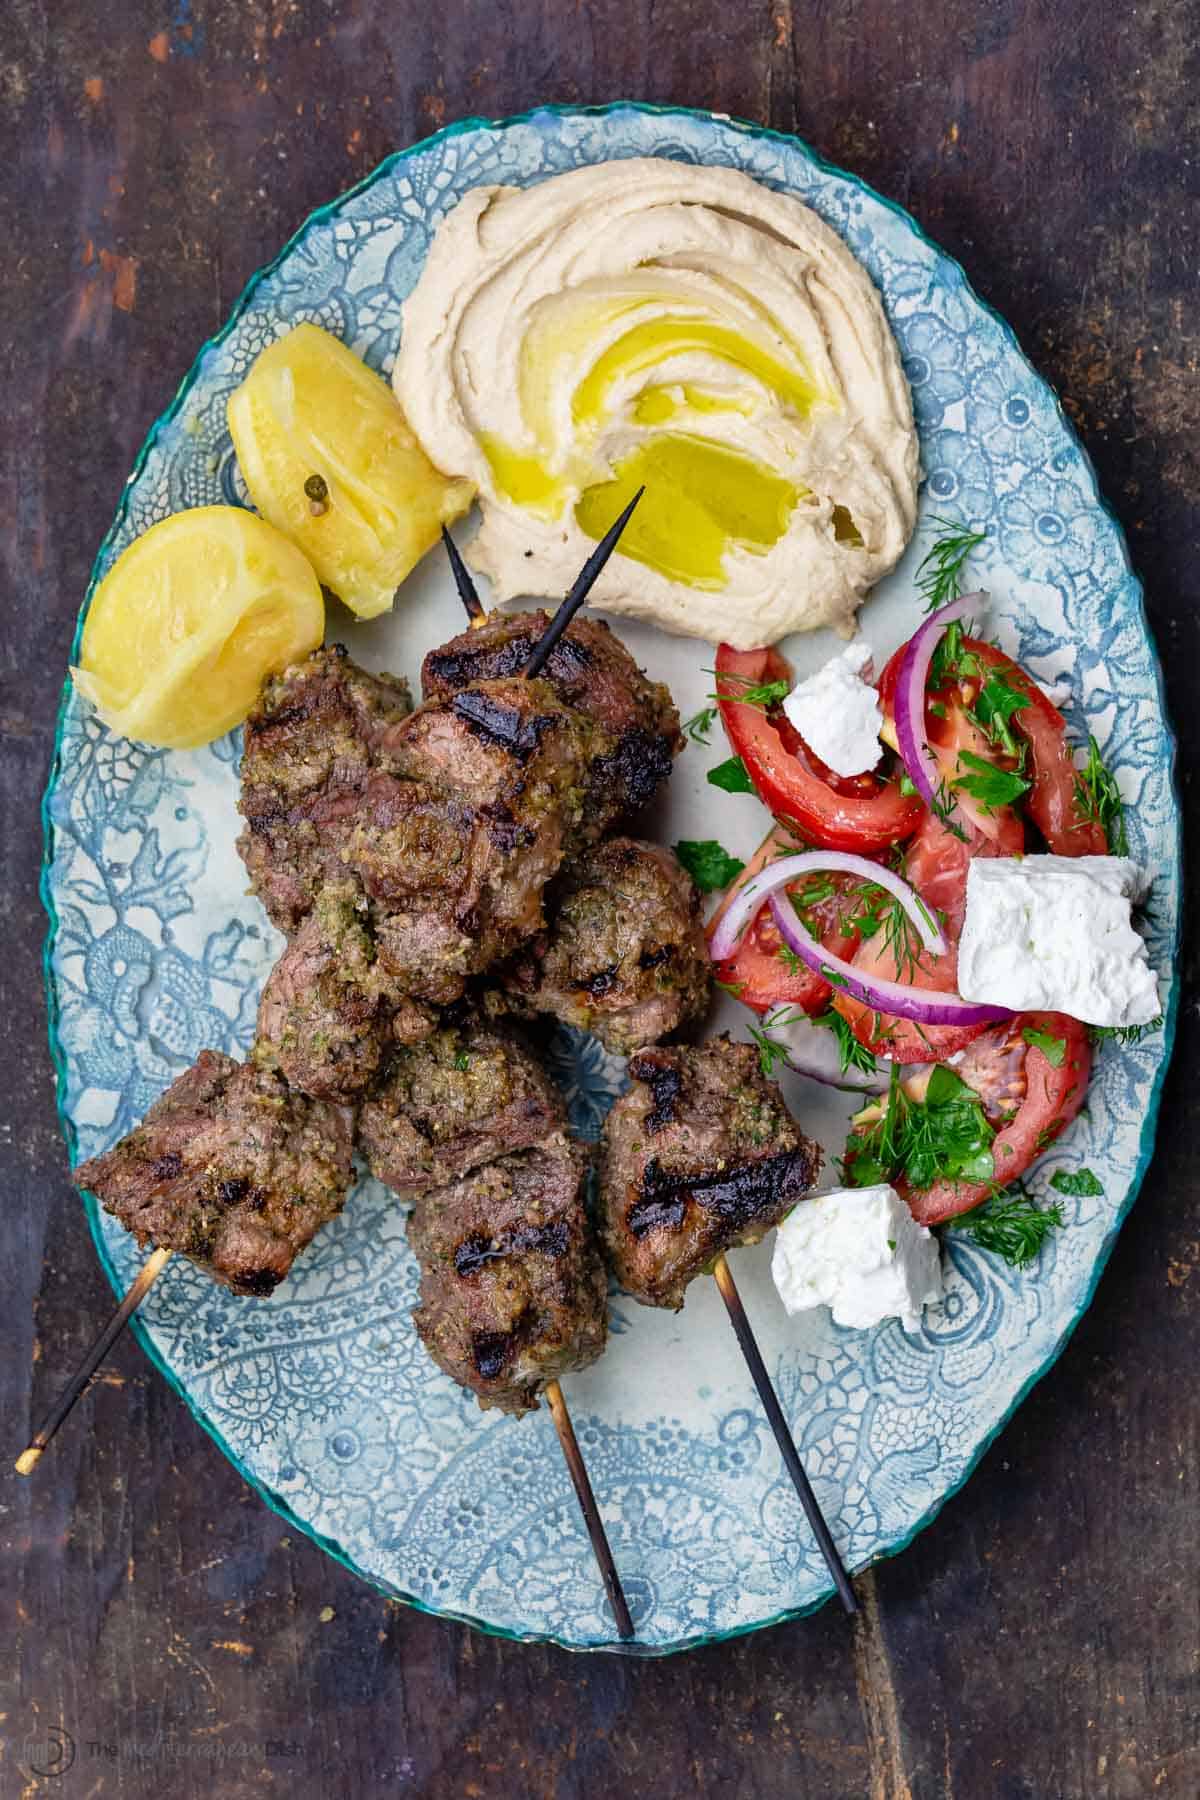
[395,158,918,647]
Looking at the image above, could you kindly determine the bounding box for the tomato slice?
[831,805,1023,1064]
[715,644,923,854]
[878,635,1107,857]
[968,642,1107,855]
[900,1012,1091,1223]
[832,934,989,1065]
[706,826,865,1016]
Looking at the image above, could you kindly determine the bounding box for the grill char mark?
[427,628,593,692]
[450,690,560,763]
[629,1053,683,1134]
[454,1220,571,1279]
[626,1149,814,1241]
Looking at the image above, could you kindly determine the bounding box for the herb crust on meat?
[598,1037,821,1309]
[74,1051,353,1296]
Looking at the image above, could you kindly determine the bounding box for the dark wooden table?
[2,3,1196,1795]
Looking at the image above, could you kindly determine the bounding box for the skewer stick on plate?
[544,1377,635,1641]
[437,494,650,1642]
[440,526,487,626]
[441,491,646,661]
[711,1252,858,1613]
[443,497,857,1619]
[523,489,644,677]
[15,1245,173,1475]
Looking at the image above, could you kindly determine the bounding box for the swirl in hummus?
[394,158,918,648]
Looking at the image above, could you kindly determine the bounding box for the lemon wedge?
[227,323,474,619]
[71,506,324,749]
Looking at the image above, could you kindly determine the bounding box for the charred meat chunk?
[598,1038,821,1309]
[421,611,681,836]
[503,838,712,1054]
[357,1019,564,1197]
[237,645,411,935]
[352,676,601,1003]
[74,1051,352,1296]
[407,1136,607,1415]
[255,884,394,1100]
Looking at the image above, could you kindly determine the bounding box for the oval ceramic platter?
[43,103,1179,1653]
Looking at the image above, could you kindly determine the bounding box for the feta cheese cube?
[771,1184,943,1331]
[781,642,884,777]
[957,854,1159,1027]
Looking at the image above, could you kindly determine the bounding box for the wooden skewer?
[442,491,645,666]
[523,488,643,678]
[440,526,487,625]
[439,495,648,1640]
[544,1377,634,1641]
[16,1245,173,1475]
[711,1252,857,1614]
[17,1255,637,1637]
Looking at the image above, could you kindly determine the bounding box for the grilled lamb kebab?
[358,1014,561,1196]
[238,644,413,937]
[256,881,435,1100]
[407,1134,607,1416]
[421,609,682,838]
[500,836,712,1054]
[356,1015,608,1416]
[356,672,603,1002]
[240,645,612,1006]
[73,1050,353,1296]
[599,1038,821,1310]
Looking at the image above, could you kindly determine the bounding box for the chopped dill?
[681,704,717,744]
[813,1008,878,1077]
[1073,735,1128,854]
[746,1006,808,1078]
[916,516,987,614]
[948,1186,1063,1266]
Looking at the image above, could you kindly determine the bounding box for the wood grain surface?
[2,3,1197,1796]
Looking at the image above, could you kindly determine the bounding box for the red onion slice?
[707,850,946,965]
[767,893,1012,1027]
[893,592,983,840]
[761,1005,891,1093]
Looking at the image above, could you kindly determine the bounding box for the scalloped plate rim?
[37,100,1182,1656]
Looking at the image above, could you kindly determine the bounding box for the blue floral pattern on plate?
[41,104,1179,1653]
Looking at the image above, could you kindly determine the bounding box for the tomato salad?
[701,588,1130,1249]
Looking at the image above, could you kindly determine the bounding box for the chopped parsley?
[844,1063,995,1191]
[776,944,806,978]
[953,749,1030,813]
[453,1051,471,1072]
[813,1008,878,1077]
[1022,1025,1067,1068]
[916,517,986,614]
[1074,734,1128,854]
[1049,1166,1104,1197]
[929,618,980,689]
[948,1187,1063,1266]
[674,839,745,893]
[707,754,755,795]
[971,670,1031,761]
[681,704,717,744]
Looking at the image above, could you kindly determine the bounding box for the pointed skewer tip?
[441,525,486,624]
[711,1253,857,1615]
[523,486,645,681]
